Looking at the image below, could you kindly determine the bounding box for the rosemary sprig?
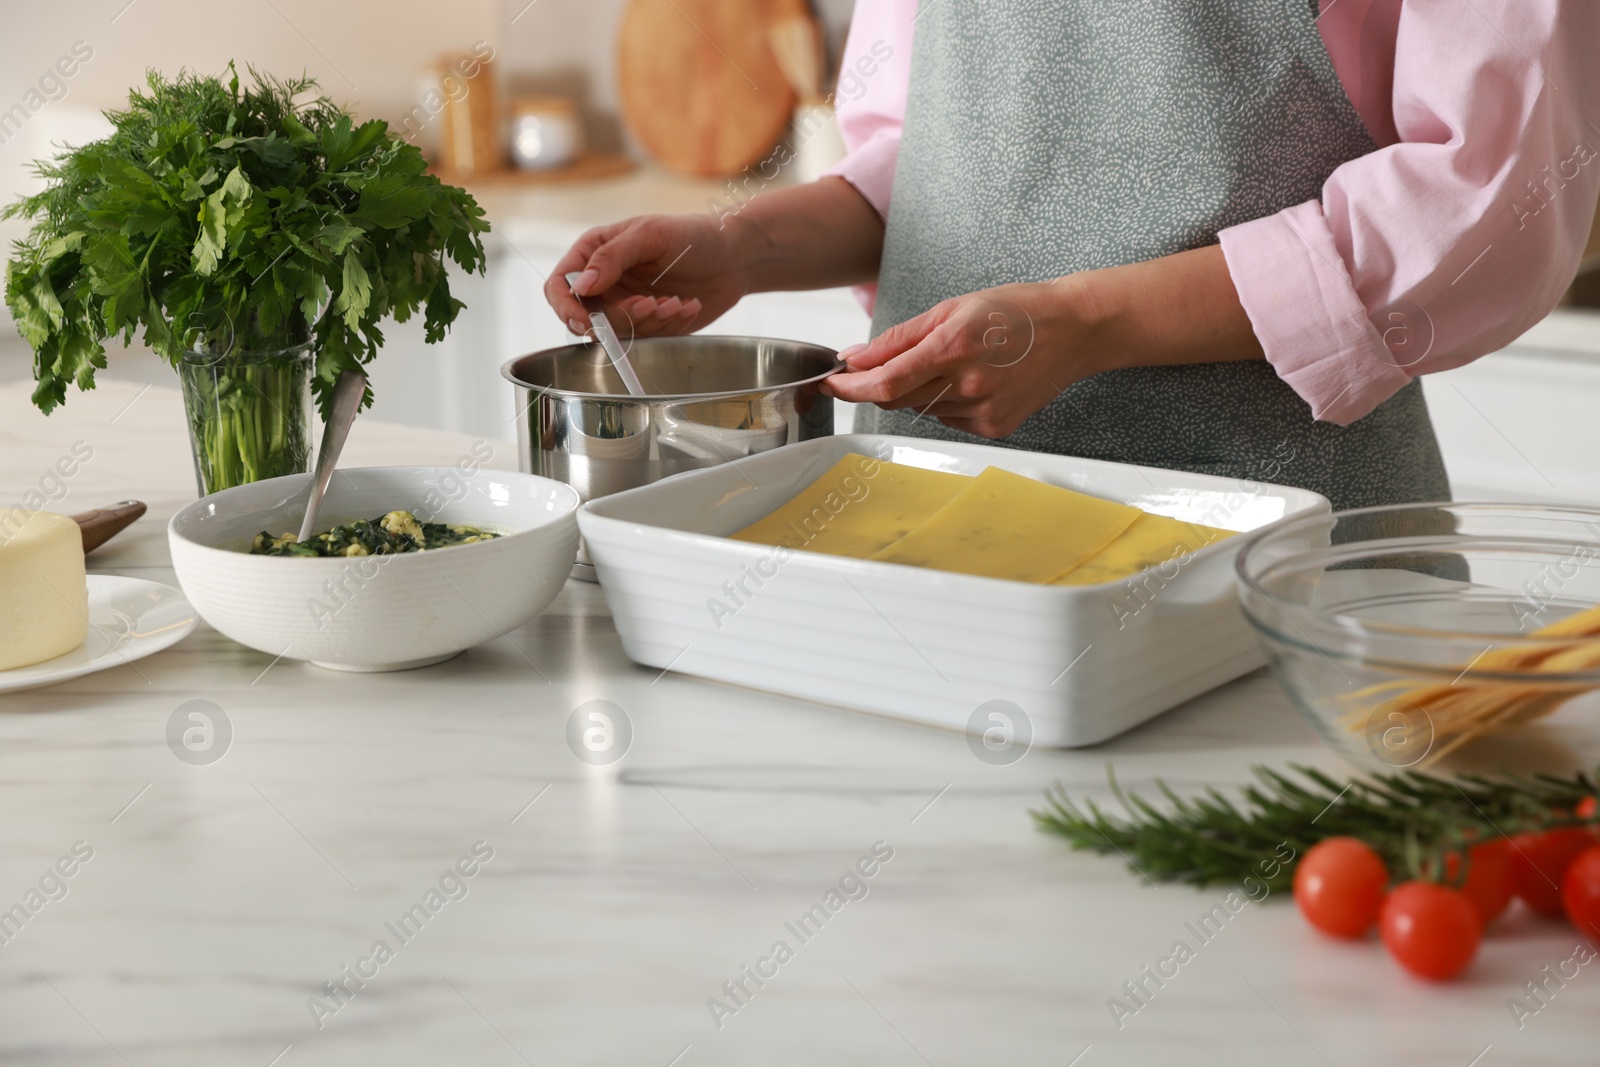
[1032,764,1599,891]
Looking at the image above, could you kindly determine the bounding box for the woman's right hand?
[543,212,754,340]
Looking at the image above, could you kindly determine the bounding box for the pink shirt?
[825,0,1600,425]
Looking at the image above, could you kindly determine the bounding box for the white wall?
[501,0,857,153]
[0,0,858,190]
[0,0,496,195]
[1422,312,1600,506]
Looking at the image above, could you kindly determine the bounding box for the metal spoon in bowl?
[297,369,368,545]
[566,271,647,396]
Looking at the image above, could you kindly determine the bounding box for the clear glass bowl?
[1237,503,1600,776]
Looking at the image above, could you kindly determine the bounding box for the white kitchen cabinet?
[1422,310,1600,505]
[361,195,874,440]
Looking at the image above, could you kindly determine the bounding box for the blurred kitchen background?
[2,0,1599,504]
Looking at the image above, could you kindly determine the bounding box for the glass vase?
[179,342,315,496]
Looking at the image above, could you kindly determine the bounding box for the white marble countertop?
[1,379,1595,1067]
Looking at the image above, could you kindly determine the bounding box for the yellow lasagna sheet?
[730,454,972,558]
[869,467,1141,583]
[1052,512,1234,586]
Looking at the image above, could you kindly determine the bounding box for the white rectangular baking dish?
[577,434,1329,747]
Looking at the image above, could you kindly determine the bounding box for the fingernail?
[575,269,600,294]
[839,343,869,360]
[568,318,588,335]
[654,297,682,319]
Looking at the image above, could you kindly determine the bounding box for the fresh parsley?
[3,64,490,419]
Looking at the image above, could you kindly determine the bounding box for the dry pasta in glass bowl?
[1237,503,1600,776]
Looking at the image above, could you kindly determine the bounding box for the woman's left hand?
[821,246,1264,438]
[821,279,1108,439]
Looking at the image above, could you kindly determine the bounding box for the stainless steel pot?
[502,336,842,576]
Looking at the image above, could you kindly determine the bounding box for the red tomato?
[1380,882,1481,980]
[1578,796,1598,821]
[1564,846,1600,941]
[1509,829,1595,918]
[1294,837,1389,938]
[1443,840,1514,927]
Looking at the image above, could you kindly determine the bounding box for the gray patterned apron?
[862,0,1451,511]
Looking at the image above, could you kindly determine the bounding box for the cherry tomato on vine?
[1577,795,1598,824]
[1509,829,1594,918]
[1294,837,1389,938]
[1563,845,1600,942]
[1380,882,1480,980]
[1442,840,1514,927]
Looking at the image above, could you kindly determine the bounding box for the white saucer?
[0,575,197,694]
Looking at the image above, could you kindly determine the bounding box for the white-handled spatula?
[566,271,646,396]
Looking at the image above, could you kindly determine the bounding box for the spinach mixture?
[251,510,501,558]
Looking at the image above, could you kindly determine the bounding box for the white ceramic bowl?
[169,466,580,671]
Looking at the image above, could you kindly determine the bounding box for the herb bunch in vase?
[3,65,490,494]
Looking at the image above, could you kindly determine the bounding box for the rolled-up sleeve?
[822,0,916,216]
[1221,0,1600,425]
[821,0,916,312]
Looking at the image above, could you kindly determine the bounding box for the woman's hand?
[543,213,756,340]
[822,245,1264,438]
[823,280,1107,438]
[543,178,888,341]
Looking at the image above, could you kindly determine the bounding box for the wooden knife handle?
[70,500,147,555]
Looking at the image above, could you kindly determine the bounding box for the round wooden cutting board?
[617,0,798,178]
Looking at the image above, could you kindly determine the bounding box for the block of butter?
[0,509,88,670]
